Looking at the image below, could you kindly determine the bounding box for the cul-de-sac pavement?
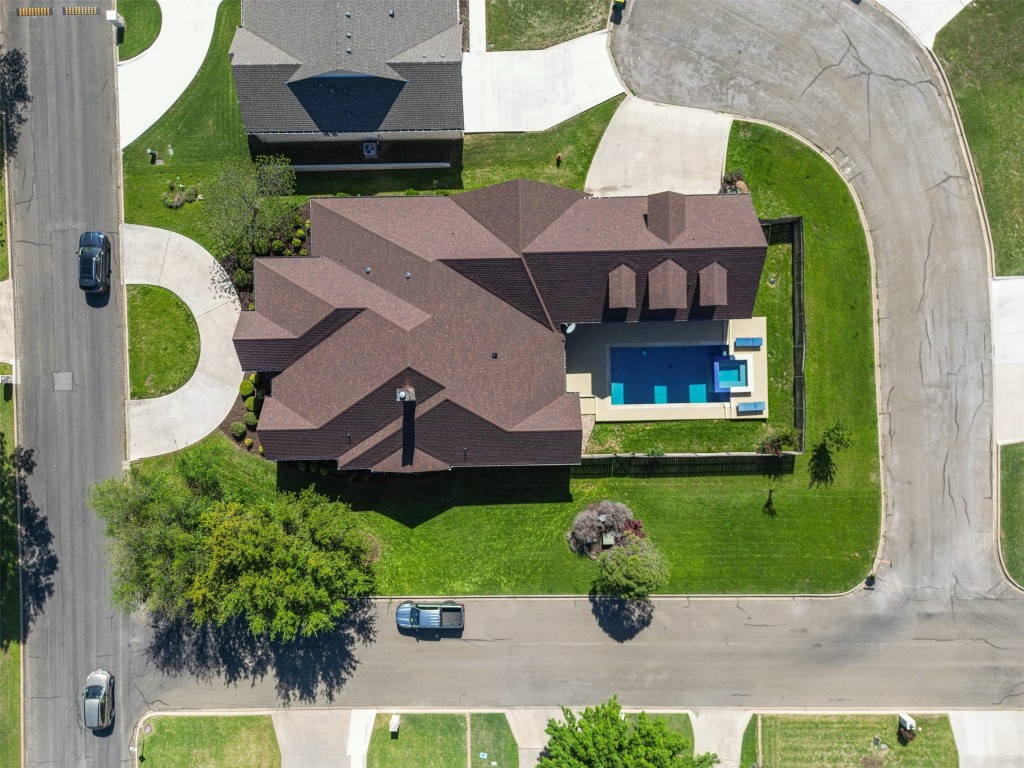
[5,0,1024,767]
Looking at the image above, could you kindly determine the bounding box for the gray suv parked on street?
[77,231,111,293]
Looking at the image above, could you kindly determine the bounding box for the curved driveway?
[127,0,1024,732]
[124,224,241,460]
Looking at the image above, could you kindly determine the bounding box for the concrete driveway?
[462,31,624,132]
[949,712,1024,768]
[123,224,241,459]
[991,277,1024,445]
[118,0,220,147]
[585,96,732,196]
[872,0,969,48]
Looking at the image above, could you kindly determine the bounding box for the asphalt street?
[4,2,132,766]
[126,0,1024,718]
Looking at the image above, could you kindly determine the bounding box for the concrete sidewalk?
[462,31,624,132]
[118,0,221,147]
[123,224,241,460]
[506,708,563,768]
[585,97,732,197]
[871,0,969,49]
[690,709,750,768]
[991,277,1024,445]
[949,712,1024,768]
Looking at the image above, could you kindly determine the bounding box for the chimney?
[647,191,686,243]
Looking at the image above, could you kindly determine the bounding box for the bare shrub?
[567,500,634,559]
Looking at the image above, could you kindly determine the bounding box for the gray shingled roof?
[231,0,463,134]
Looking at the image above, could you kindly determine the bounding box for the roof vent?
[388,8,395,16]
[491,352,498,359]
[365,266,371,274]
[396,386,416,402]
[346,47,352,54]
[405,271,412,279]
[345,31,351,38]
[345,10,351,17]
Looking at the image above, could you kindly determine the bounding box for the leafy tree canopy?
[90,441,373,642]
[593,534,669,600]
[538,697,718,768]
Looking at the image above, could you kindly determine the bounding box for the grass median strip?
[1000,442,1024,584]
[744,714,958,768]
[470,714,518,768]
[936,0,1024,276]
[0,377,18,768]
[367,713,466,768]
[117,0,162,61]
[138,715,280,767]
[127,284,200,399]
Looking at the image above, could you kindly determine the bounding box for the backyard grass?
[589,120,878,462]
[936,0,1024,276]
[471,714,519,768]
[138,715,280,767]
[743,715,958,768]
[127,285,200,398]
[0,361,18,768]
[367,714,466,768]
[1001,442,1024,584]
[117,0,162,61]
[486,0,609,51]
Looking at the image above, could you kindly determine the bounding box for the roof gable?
[608,264,637,309]
[647,191,687,243]
[647,260,688,310]
[699,262,728,306]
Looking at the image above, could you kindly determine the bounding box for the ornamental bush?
[567,500,634,559]
[291,237,302,247]
[239,379,255,398]
[244,412,258,429]
[233,268,253,289]
[245,396,256,412]
[244,437,253,449]
[230,421,246,440]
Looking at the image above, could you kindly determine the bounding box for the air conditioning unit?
[363,141,378,158]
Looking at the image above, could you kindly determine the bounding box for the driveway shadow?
[588,594,654,642]
[145,598,376,703]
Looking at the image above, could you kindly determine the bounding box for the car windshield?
[80,245,100,256]
[409,607,419,626]
[84,685,104,699]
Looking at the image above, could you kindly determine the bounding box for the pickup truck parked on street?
[396,601,465,632]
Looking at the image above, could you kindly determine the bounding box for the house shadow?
[144,598,376,704]
[588,594,654,642]
[276,464,572,529]
[0,438,59,649]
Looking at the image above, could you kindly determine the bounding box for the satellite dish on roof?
[562,322,577,334]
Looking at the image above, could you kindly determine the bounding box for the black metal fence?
[573,452,796,479]
[760,216,807,452]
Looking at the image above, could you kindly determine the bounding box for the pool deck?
[565,318,768,422]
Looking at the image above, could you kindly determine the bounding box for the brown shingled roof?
[233,180,767,472]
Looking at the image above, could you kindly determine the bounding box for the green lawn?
[0,171,8,280]
[367,714,466,768]
[127,285,200,398]
[0,363,18,768]
[117,0,162,61]
[590,122,875,457]
[486,0,609,51]
[471,714,519,768]
[739,715,758,768]
[123,0,248,253]
[138,715,280,767]
[1001,442,1024,584]
[936,0,1024,276]
[744,715,958,768]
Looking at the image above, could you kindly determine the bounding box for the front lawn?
[137,715,280,768]
[589,121,876,459]
[486,0,609,51]
[1001,442,1024,584]
[367,714,466,768]
[744,715,958,768]
[936,1,1024,276]
[127,285,200,398]
[117,0,162,61]
[471,714,519,768]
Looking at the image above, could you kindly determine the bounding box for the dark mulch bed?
[217,374,265,457]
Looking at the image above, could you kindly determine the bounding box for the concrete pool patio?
[565,318,768,424]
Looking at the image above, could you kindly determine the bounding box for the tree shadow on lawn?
[1,438,59,650]
[588,594,654,643]
[144,598,377,704]
[276,464,573,529]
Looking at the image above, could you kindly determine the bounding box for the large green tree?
[90,444,373,642]
[204,154,296,259]
[539,697,718,768]
[593,535,669,600]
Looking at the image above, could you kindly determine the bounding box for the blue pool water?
[610,345,731,405]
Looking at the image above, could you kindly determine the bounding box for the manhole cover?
[144,724,153,734]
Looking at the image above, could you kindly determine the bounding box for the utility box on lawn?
[899,714,916,732]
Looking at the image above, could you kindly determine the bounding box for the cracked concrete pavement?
[118,0,1024,759]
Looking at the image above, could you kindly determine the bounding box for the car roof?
[79,231,106,248]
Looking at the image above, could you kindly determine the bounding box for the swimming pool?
[610,345,731,405]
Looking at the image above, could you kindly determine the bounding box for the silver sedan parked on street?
[82,669,114,730]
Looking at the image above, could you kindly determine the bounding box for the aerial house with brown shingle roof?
[234,180,769,473]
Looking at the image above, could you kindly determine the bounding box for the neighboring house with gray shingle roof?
[230,0,463,164]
